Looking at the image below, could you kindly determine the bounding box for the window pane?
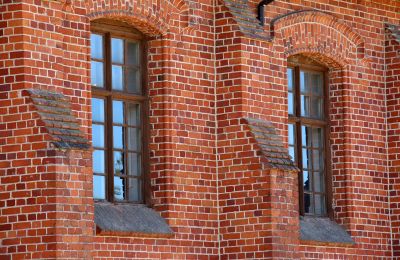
[92,98,105,123]
[312,127,323,148]
[93,175,106,200]
[288,124,295,145]
[288,92,294,115]
[304,193,313,214]
[114,176,125,201]
[301,95,310,117]
[112,65,124,90]
[312,73,323,96]
[113,126,124,149]
[314,171,324,193]
[92,124,105,148]
[127,68,141,94]
[91,34,103,60]
[113,100,124,124]
[315,194,326,215]
[127,128,140,151]
[303,171,310,191]
[112,38,124,64]
[127,41,139,65]
[127,103,140,126]
[287,68,293,91]
[300,71,311,94]
[311,97,323,119]
[91,61,104,88]
[128,153,141,176]
[302,148,311,169]
[93,150,105,174]
[289,146,295,162]
[313,150,323,171]
[301,126,312,147]
[114,151,125,175]
[128,178,141,202]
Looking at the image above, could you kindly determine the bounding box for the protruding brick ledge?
[24,89,90,150]
[245,118,298,171]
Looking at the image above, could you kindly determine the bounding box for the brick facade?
[0,0,399,259]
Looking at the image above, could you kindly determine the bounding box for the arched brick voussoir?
[272,10,366,64]
[87,0,189,37]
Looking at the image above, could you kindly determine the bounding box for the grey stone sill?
[94,202,173,238]
[300,216,355,246]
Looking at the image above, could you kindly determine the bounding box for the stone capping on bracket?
[95,203,174,238]
[387,23,400,43]
[222,0,271,41]
[244,118,299,172]
[23,89,90,150]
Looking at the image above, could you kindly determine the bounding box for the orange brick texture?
[0,0,399,259]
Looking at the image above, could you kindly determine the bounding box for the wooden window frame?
[288,61,333,218]
[91,21,151,205]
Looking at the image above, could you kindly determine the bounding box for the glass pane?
[288,92,294,115]
[114,176,125,201]
[127,103,140,126]
[91,34,103,60]
[127,41,139,65]
[127,128,140,151]
[127,68,141,94]
[289,146,295,162]
[288,124,295,145]
[301,95,310,117]
[287,68,293,91]
[312,73,323,96]
[113,100,124,124]
[314,171,324,192]
[300,71,311,94]
[112,65,124,90]
[128,178,141,202]
[311,97,323,119]
[91,61,104,88]
[113,126,124,149]
[128,153,141,176]
[313,150,323,170]
[301,126,312,147]
[93,175,105,200]
[92,98,105,123]
[312,128,323,148]
[302,148,311,169]
[112,38,124,64]
[114,151,125,175]
[315,194,326,215]
[92,124,105,148]
[304,193,313,214]
[303,171,310,191]
[93,150,105,174]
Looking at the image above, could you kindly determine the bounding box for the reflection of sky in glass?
[113,100,124,124]
[92,124,104,148]
[92,98,104,122]
[288,92,294,115]
[93,150,105,174]
[112,65,124,90]
[91,34,103,59]
[114,151,124,175]
[91,61,104,87]
[112,38,124,64]
[113,126,123,149]
[303,171,309,190]
[93,175,105,199]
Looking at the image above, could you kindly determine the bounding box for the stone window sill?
[94,202,173,238]
[300,216,355,247]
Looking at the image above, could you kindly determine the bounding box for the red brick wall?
[1,0,400,259]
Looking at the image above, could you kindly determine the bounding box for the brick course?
[0,0,400,259]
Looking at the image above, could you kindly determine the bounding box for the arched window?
[288,56,332,217]
[90,20,147,203]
